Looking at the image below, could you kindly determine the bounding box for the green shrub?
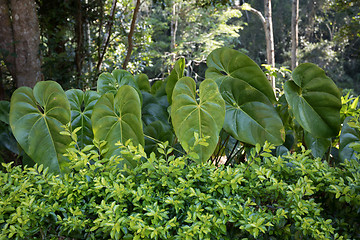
[1,142,359,239]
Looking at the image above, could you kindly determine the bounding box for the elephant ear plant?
[66,89,100,148]
[6,47,347,173]
[206,47,285,146]
[9,81,72,174]
[283,63,342,159]
[91,85,144,168]
[171,77,225,163]
[284,63,341,138]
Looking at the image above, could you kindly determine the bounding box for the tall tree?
[236,1,275,88]
[0,0,42,88]
[170,1,179,62]
[291,0,299,70]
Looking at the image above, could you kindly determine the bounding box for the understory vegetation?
[1,142,359,239]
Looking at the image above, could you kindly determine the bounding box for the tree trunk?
[170,2,178,62]
[234,2,275,89]
[291,0,299,70]
[0,0,16,81]
[122,0,141,70]
[264,0,275,88]
[10,0,42,88]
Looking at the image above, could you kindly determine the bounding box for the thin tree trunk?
[97,0,104,67]
[170,2,178,62]
[122,0,141,70]
[264,0,275,88]
[10,0,42,88]
[85,0,93,80]
[97,0,117,72]
[291,0,299,70]
[235,2,275,89]
[0,0,16,81]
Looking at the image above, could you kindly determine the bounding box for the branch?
[122,0,141,70]
[96,0,117,72]
[233,3,265,27]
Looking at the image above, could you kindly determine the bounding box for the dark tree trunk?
[0,0,17,82]
[10,0,42,88]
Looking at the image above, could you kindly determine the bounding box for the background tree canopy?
[0,0,359,99]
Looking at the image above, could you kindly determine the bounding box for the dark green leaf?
[304,131,331,159]
[135,74,151,92]
[142,92,169,126]
[284,63,341,138]
[66,89,100,147]
[220,77,285,146]
[206,47,275,103]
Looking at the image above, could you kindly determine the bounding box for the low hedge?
[1,142,359,239]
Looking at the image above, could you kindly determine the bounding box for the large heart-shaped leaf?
[206,47,275,103]
[284,63,341,138]
[165,58,185,104]
[304,131,331,159]
[220,77,285,146]
[97,69,138,95]
[92,85,144,166]
[66,89,100,147]
[142,92,169,126]
[171,77,225,163]
[9,81,71,174]
[339,117,360,162]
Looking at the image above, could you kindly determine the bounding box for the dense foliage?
[1,141,359,239]
[1,46,359,239]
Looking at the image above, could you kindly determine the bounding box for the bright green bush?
[1,141,359,239]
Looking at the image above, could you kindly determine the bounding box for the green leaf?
[144,121,174,156]
[135,73,151,92]
[0,101,10,125]
[220,77,285,146]
[171,77,225,163]
[206,47,275,103]
[165,58,185,105]
[92,85,144,164]
[141,92,169,126]
[339,117,360,162]
[9,81,71,174]
[284,63,341,138]
[151,80,165,96]
[66,89,100,147]
[97,69,137,95]
[304,131,331,159]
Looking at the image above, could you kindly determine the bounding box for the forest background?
[0,0,359,99]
